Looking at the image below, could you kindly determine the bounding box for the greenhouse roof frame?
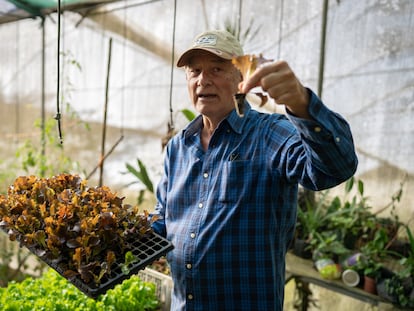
[0,0,124,24]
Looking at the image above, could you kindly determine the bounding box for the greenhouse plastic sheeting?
[0,0,123,24]
[0,0,413,220]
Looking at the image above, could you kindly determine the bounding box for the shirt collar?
[182,101,252,138]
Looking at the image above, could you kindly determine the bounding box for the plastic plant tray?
[27,231,173,299]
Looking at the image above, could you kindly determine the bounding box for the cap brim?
[176,48,233,67]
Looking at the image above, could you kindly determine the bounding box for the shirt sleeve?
[285,89,358,190]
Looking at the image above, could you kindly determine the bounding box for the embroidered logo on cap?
[195,34,217,46]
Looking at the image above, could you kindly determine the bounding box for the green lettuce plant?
[0,269,159,311]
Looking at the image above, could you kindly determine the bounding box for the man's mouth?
[198,93,217,99]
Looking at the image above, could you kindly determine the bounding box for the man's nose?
[197,71,212,86]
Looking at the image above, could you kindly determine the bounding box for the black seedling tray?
[29,231,173,299]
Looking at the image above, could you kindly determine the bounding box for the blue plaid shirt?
[152,90,358,310]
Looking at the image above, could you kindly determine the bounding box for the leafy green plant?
[15,117,85,179]
[295,187,354,258]
[125,158,154,206]
[12,49,87,182]
[221,16,261,47]
[0,174,155,285]
[0,268,159,311]
[100,272,159,311]
[382,274,414,308]
[125,108,197,206]
[375,224,414,308]
[296,177,404,260]
[0,116,87,287]
[125,159,154,193]
[354,228,390,279]
[121,250,140,275]
[180,108,196,121]
[0,49,91,287]
[322,178,383,250]
[0,116,86,286]
[293,176,409,308]
[296,191,331,243]
[399,224,414,279]
[310,231,351,261]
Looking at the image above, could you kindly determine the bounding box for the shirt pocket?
[218,159,257,204]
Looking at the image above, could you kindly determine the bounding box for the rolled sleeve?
[286,90,358,188]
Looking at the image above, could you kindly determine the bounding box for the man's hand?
[240,60,311,119]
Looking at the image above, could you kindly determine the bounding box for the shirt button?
[188,294,194,300]
[198,203,203,208]
[336,137,341,142]
[314,126,322,132]
[186,263,192,269]
[203,172,208,178]
[190,233,196,238]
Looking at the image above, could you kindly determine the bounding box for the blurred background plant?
[0,50,88,287]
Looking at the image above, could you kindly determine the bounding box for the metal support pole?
[99,37,113,186]
[317,0,329,98]
[41,18,46,177]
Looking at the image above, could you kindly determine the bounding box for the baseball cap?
[177,30,244,67]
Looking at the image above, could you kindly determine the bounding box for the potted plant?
[309,231,351,280]
[310,231,351,261]
[377,224,414,308]
[294,188,349,259]
[294,177,374,259]
[399,225,414,285]
[294,190,329,258]
[326,178,382,250]
[353,228,392,294]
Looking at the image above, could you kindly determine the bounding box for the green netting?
[9,0,88,10]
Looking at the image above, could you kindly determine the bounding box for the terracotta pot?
[363,275,377,295]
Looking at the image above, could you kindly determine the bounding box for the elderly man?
[152,30,358,310]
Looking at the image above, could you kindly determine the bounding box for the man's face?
[185,51,241,119]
